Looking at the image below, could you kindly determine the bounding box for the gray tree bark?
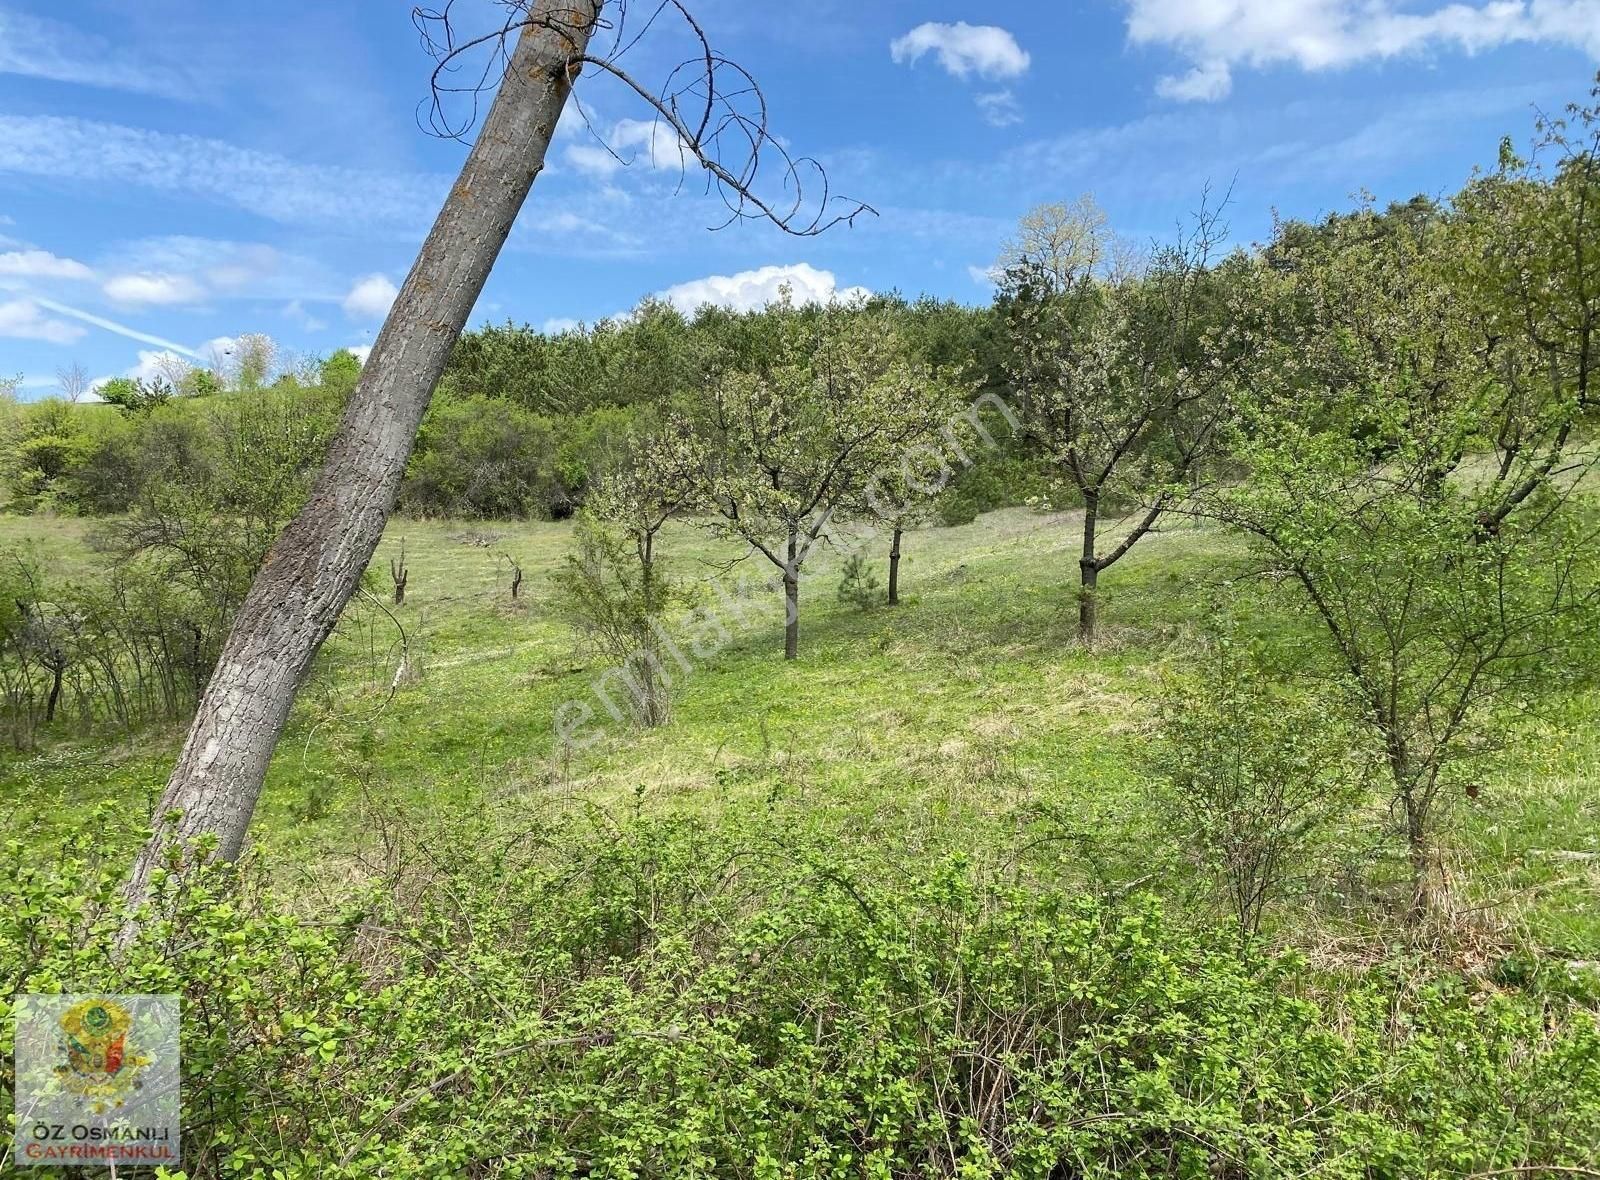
[1078,490,1100,642]
[783,528,800,661]
[123,2,599,915]
[887,527,902,606]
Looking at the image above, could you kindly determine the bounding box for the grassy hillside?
[5,507,1597,960]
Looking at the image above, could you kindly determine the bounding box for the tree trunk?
[638,627,667,728]
[1405,798,1431,920]
[1078,491,1100,643]
[44,658,63,724]
[1393,751,1432,920]
[1383,733,1432,920]
[783,528,800,660]
[888,527,902,606]
[122,4,598,914]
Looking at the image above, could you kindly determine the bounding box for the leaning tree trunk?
[1078,491,1100,643]
[887,527,903,606]
[122,3,599,916]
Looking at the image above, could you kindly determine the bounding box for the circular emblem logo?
[56,998,150,1113]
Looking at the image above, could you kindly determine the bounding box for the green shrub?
[1147,634,1373,936]
[1,399,97,513]
[936,450,1054,527]
[401,399,646,520]
[836,553,882,610]
[3,807,1597,1178]
[551,514,678,727]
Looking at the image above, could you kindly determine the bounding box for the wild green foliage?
[5,807,1599,1179]
[401,398,644,519]
[402,395,566,518]
[438,299,701,415]
[319,349,363,395]
[0,398,98,513]
[552,513,682,728]
[0,550,66,747]
[1147,631,1373,936]
[0,540,236,746]
[835,552,882,610]
[1212,97,1600,913]
[98,375,174,414]
[0,382,344,745]
[548,419,705,727]
[412,294,1031,526]
[107,382,344,614]
[7,82,1600,1180]
[0,361,348,518]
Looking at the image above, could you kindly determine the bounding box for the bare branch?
[413,0,875,236]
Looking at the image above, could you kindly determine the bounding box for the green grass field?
[5,507,1598,960]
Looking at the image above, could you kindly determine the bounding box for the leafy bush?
[0,385,342,742]
[0,379,344,519]
[552,514,679,727]
[1147,634,1373,936]
[401,395,562,518]
[836,553,882,610]
[936,451,1053,527]
[1,399,97,513]
[401,398,644,520]
[4,805,1598,1179]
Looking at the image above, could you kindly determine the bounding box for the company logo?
[12,993,181,1169]
[55,999,152,1115]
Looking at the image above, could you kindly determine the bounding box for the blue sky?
[0,0,1597,396]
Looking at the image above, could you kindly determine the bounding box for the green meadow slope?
[5,507,1596,960]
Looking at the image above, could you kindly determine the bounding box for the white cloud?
[345,345,373,364]
[0,117,649,259]
[890,22,1031,80]
[611,119,689,170]
[654,263,871,316]
[563,143,623,178]
[99,237,336,316]
[967,264,999,287]
[1125,0,1600,102]
[0,298,86,344]
[203,244,282,291]
[105,237,284,290]
[0,249,93,281]
[554,99,589,141]
[564,117,690,178]
[283,299,327,333]
[1155,59,1233,102]
[342,274,398,321]
[542,317,581,335]
[0,10,198,99]
[103,272,207,307]
[975,90,1024,127]
[198,336,238,372]
[0,115,448,234]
